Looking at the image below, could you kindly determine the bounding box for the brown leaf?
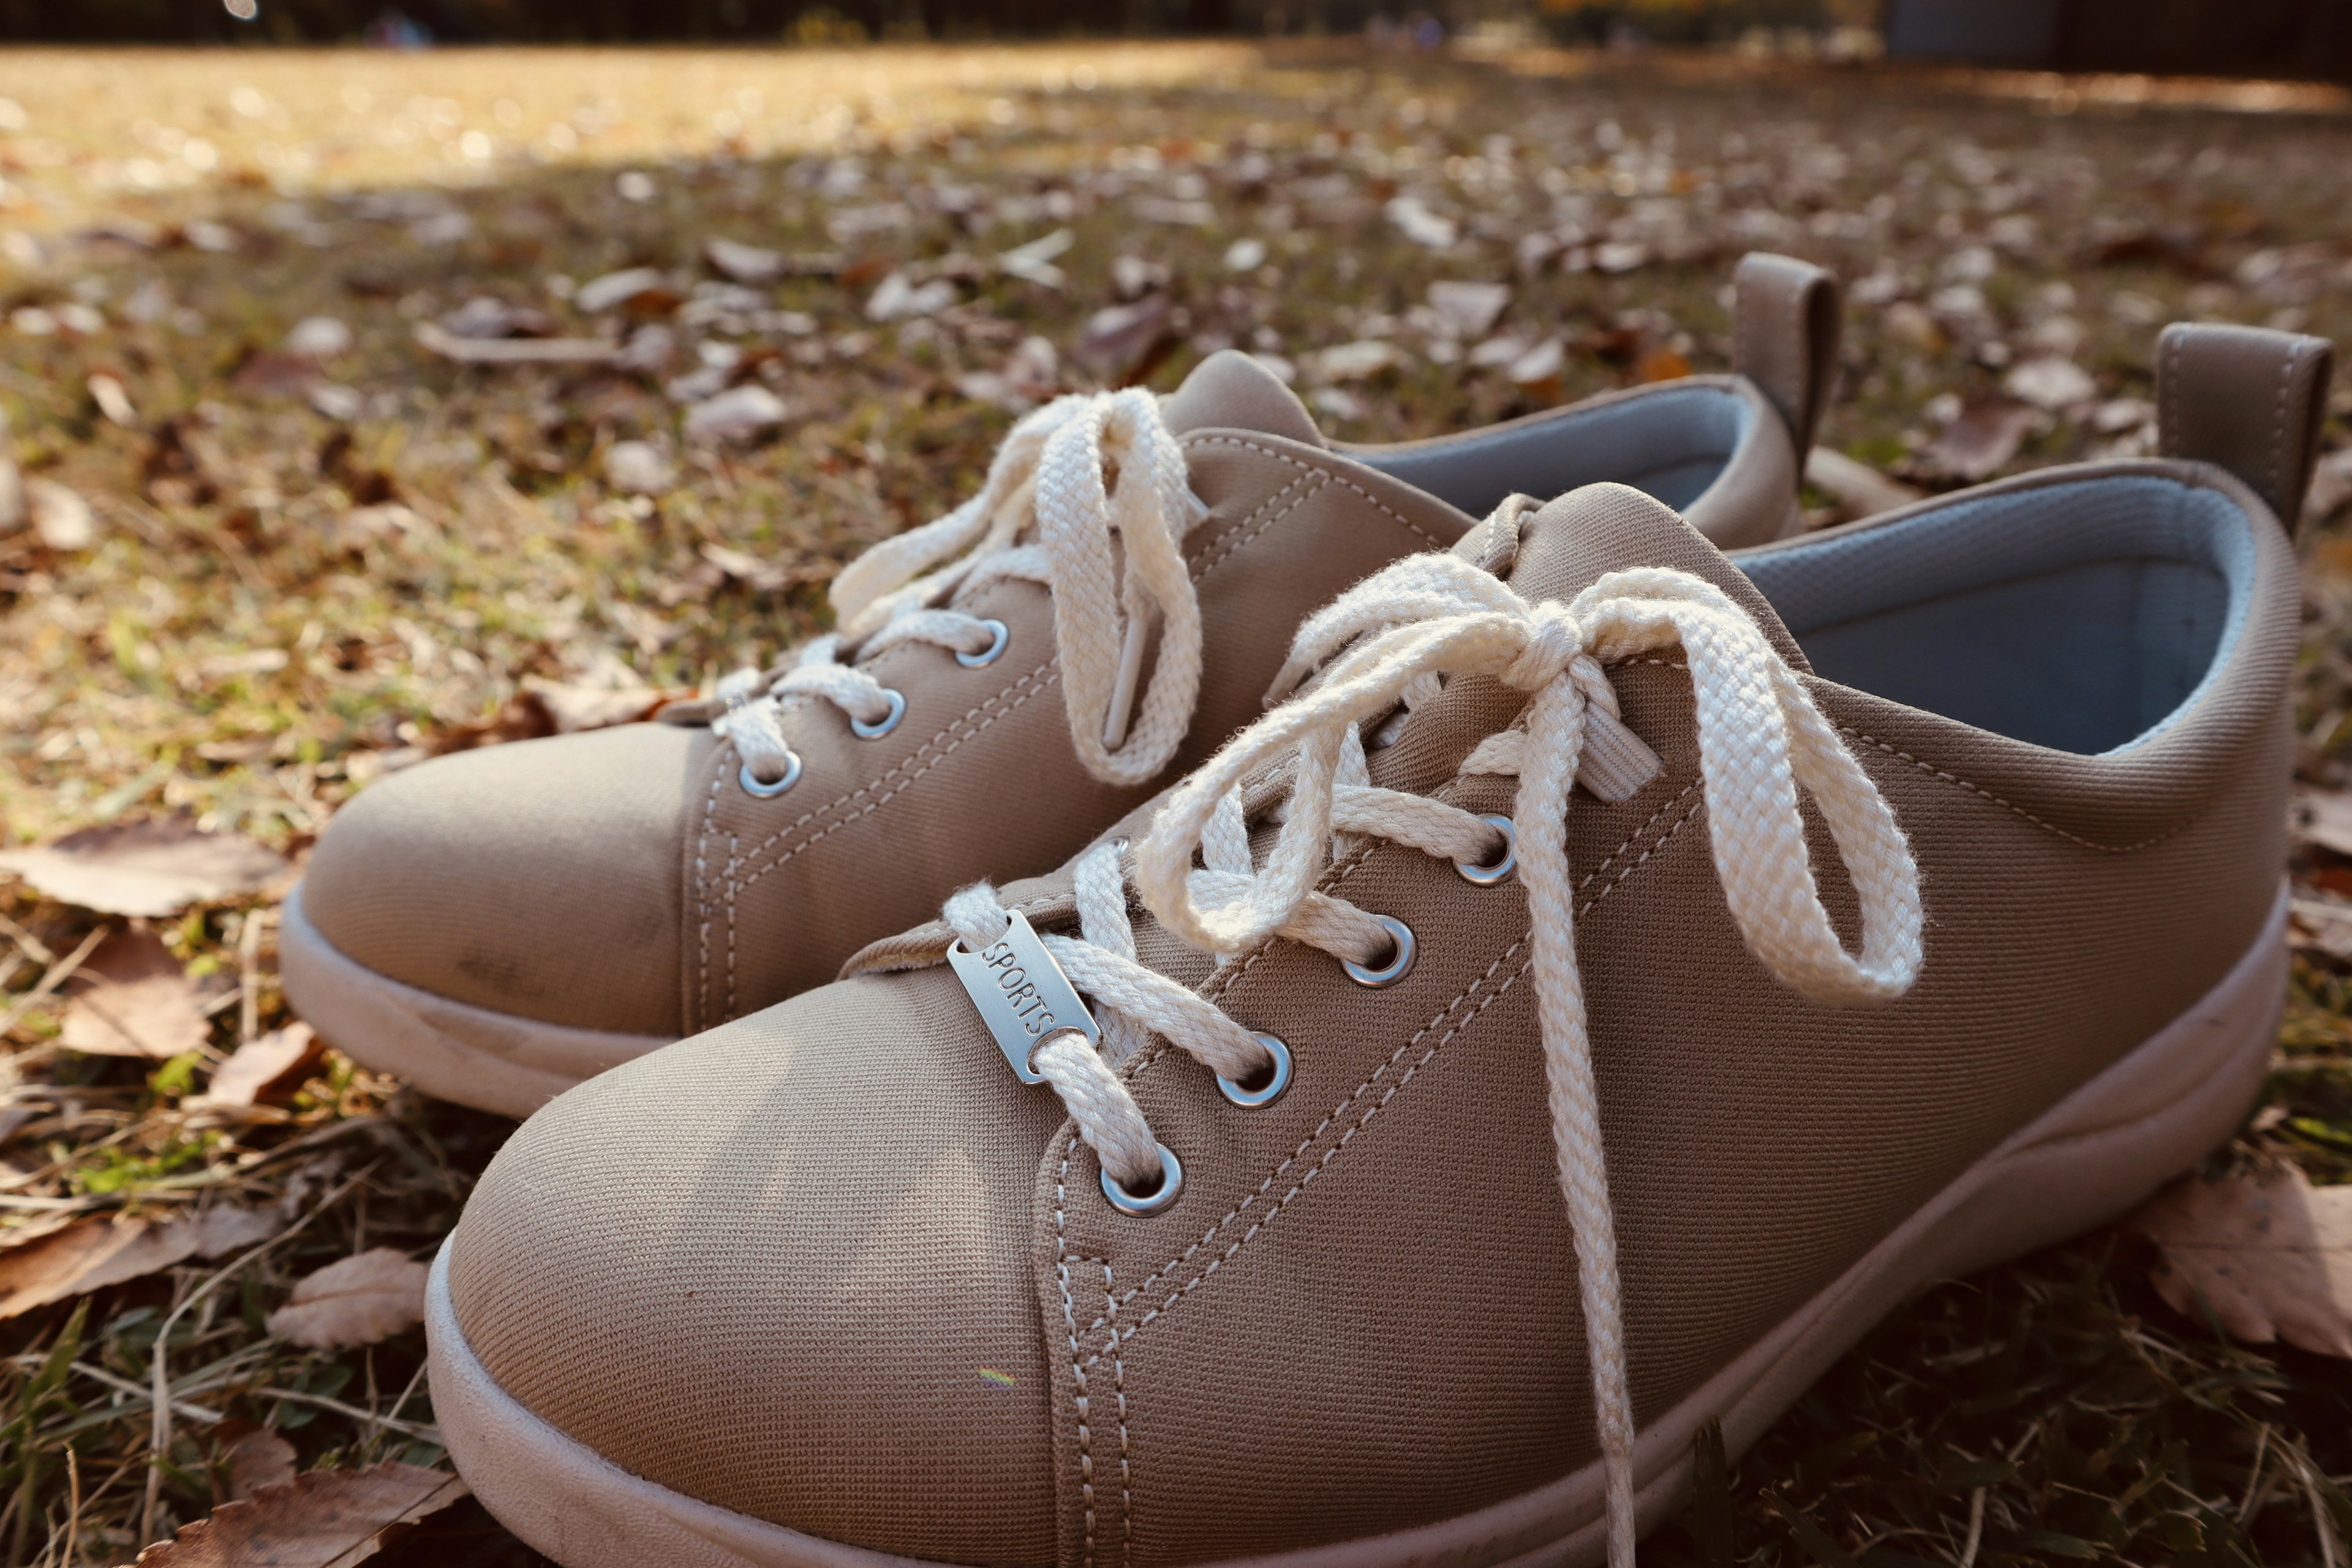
[266,1248,429,1349]
[2293,788,2352,859]
[61,930,206,1059]
[1634,347,1693,384]
[198,1023,323,1108]
[0,816,286,917]
[0,1207,283,1319]
[1071,294,1175,385]
[1926,396,2039,481]
[1806,447,1926,522]
[135,1463,469,1567]
[412,322,618,367]
[214,1422,298,1501]
[517,679,676,735]
[2133,1166,2352,1358]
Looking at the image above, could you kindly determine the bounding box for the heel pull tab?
[1732,252,1842,460]
[2157,322,2335,537]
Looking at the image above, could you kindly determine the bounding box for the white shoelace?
[940,543,1924,1568]
[716,388,1208,790]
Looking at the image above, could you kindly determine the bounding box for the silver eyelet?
[1455,815,1517,886]
[1341,914,1416,989]
[1217,1033,1293,1109]
[737,752,802,797]
[956,619,1010,669]
[850,688,906,740]
[1100,1144,1184,1215]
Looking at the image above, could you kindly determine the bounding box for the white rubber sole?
[279,885,673,1120]
[426,881,2289,1568]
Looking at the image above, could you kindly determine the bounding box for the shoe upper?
[443,327,2315,1566]
[298,255,1834,1046]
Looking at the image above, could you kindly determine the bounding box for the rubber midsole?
[279,884,673,1120]
[429,881,2288,1568]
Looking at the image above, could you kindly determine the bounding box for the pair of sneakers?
[287,255,2332,1568]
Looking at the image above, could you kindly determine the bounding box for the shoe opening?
[1738,473,2258,756]
[1351,383,1754,520]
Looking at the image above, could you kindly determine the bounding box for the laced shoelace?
[939,541,1924,1568]
[713,388,1208,793]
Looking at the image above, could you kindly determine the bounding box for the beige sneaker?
[423,323,2328,1568]
[282,252,1841,1117]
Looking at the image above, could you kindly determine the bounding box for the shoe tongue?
[1159,349,1327,447]
[1509,483,1811,672]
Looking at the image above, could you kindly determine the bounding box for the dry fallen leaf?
[1426,279,1511,339]
[26,477,95,550]
[518,678,675,734]
[197,1023,323,1108]
[2133,1166,2352,1358]
[0,816,286,917]
[267,1248,430,1350]
[1807,447,1926,521]
[2292,786,2352,859]
[134,1463,469,1567]
[412,321,618,366]
[214,1422,298,1501]
[61,929,208,1060]
[1927,396,2040,481]
[682,384,789,445]
[0,1207,283,1319]
[1071,293,1174,384]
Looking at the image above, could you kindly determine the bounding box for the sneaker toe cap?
[442,969,1063,1561]
[301,722,706,1036]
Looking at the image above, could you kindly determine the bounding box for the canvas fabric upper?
[444,467,2297,1566]
[300,290,1820,1044]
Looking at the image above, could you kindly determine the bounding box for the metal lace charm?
[946,909,1099,1085]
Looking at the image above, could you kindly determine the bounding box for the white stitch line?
[1106,1261,1132,1568]
[1055,1155,1097,1568]
[693,447,1435,1015]
[1073,788,1703,1368]
[1186,461,1330,581]
[695,664,1060,1019]
[1187,435,1451,551]
[1834,723,2185,853]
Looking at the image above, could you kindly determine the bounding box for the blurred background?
[4,0,2348,83]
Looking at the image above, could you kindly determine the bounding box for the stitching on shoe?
[2160,329,2183,461]
[1054,1155,1099,1568]
[692,663,1057,1021]
[1072,792,1703,1365]
[1834,724,2189,853]
[692,449,1420,1018]
[1106,1260,1133,1567]
[693,769,721,1030]
[1184,436,1450,552]
[1186,461,1329,581]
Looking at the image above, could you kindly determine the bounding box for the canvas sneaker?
[281,251,1842,1117]
[423,322,2328,1568]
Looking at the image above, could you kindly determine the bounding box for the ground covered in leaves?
[2,35,2352,1568]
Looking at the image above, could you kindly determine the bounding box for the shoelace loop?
[716,388,1207,790]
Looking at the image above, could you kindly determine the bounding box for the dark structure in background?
[3,0,2347,82]
[1885,0,2352,80]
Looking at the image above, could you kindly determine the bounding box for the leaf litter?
[1,34,2350,1568]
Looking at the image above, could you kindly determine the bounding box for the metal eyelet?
[850,688,907,740]
[1217,1033,1293,1109]
[1455,815,1517,886]
[737,752,802,797]
[1341,914,1416,989]
[1100,1144,1185,1215]
[956,619,1011,669]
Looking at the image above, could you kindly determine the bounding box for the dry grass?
[1,37,2351,1567]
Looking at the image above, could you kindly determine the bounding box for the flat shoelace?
[718,388,1206,788]
[941,540,1924,1568]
